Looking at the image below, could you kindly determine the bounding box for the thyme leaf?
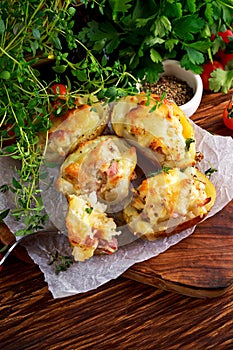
[48,250,73,275]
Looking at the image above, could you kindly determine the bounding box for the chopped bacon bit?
[49,129,68,141]
[130,126,145,136]
[98,237,118,253]
[106,160,118,177]
[199,197,211,206]
[149,140,160,151]
[149,141,164,155]
[140,99,146,105]
[195,151,204,163]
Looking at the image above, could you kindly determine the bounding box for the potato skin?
[123,167,216,241]
[139,214,208,241]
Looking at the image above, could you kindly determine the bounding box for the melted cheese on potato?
[111,94,196,168]
[56,135,137,206]
[44,102,109,160]
[66,192,120,261]
[124,167,212,238]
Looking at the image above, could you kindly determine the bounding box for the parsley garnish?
[85,207,93,214]
[205,167,218,178]
[147,165,171,178]
[185,138,195,152]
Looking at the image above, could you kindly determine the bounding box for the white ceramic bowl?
[162,60,203,117]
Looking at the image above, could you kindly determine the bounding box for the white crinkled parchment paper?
[1,121,233,298]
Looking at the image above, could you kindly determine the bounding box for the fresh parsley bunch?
[78,0,233,89]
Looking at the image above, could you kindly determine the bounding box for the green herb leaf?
[152,16,171,37]
[12,177,22,190]
[185,138,195,151]
[0,19,5,34]
[68,7,76,16]
[161,165,171,174]
[205,167,218,178]
[52,65,67,73]
[150,48,162,63]
[173,15,205,41]
[0,71,11,80]
[186,0,196,13]
[32,28,40,40]
[185,47,205,65]
[85,207,93,214]
[0,208,10,221]
[108,0,133,13]
[48,250,73,274]
[209,69,233,93]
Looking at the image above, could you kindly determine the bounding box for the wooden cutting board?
[123,90,233,298]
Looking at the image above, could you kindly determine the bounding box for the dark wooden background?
[1,89,233,350]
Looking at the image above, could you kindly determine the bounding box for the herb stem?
[0,47,21,66]
[3,84,18,124]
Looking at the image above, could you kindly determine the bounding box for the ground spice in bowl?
[143,75,194,106]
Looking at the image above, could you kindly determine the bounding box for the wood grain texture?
[1,258,233,350]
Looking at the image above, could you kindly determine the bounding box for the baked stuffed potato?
[66,192,120,262]
[123,167,216,240]
[56,135,137,207]
[50,94,216,262]
[40,101,109,161]
[111,94,197,169]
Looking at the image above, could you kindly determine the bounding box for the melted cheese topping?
[111,94,196,168]
[66,192,120,261]
[45,103,109,160]
[56,136,137,206]
[124,167,210,236]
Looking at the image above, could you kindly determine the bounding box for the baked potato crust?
[111,93,196,169]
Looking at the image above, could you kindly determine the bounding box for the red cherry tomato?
[218,29,233,44]
[223,98,233,130]
[50,84,67,98]
[217,48,233,67]
[200,61,224,91]
[49,84,68,115]
[6,124,15,138]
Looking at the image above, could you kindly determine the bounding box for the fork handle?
[0,240,21,266]
[0,222,32,265]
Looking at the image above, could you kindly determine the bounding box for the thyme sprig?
[0,0,138,236]
[48,250,73,275]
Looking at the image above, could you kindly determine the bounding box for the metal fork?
[0,230,57,266]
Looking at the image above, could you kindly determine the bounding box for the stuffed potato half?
[57,135,137,262]
[123,167,216,240]
[56,135,137,207]
[66,192,120,262]
[111,94,197,169]
[40,101,109,160]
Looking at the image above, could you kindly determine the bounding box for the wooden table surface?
[1,89,233,350]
